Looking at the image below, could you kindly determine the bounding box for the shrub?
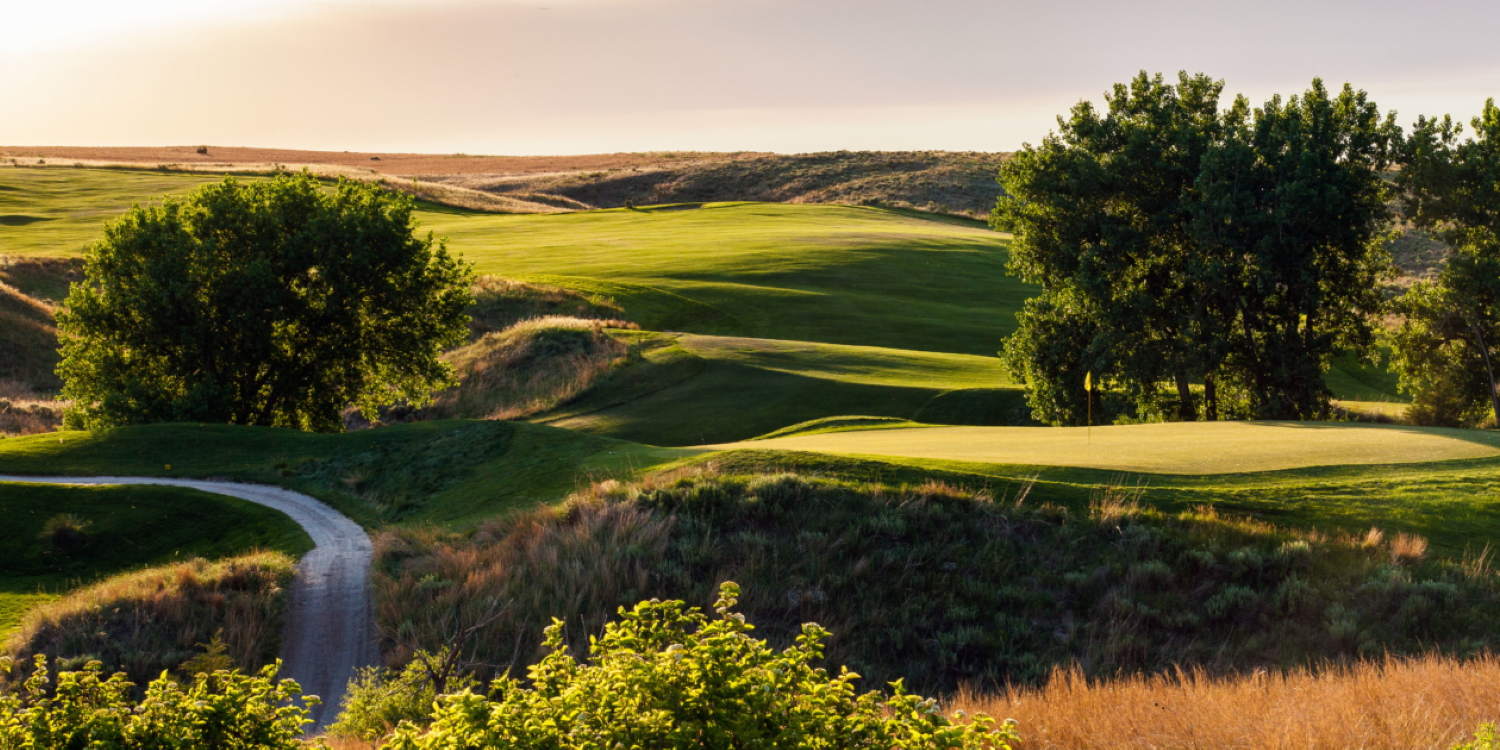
[0,655,313,748]
[1456,724,1500,750]
[36,514,90,552]
[328,650,478,744]
[384,583,1015,750]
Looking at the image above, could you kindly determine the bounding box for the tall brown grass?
[4,552,295,686]
[374,497,675,670]
[951,653,1500,750]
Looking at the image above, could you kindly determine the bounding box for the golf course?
[1,155,1495,747]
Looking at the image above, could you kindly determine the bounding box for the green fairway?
[533,332,1028,445]
[0,421,686,526]
[0,167,238,257]
[418,202,1025,355]
[709,421,1500,474]
[0,481,312,638]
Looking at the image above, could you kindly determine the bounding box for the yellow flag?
[1084,371,1092,392]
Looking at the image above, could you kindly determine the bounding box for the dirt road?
[0,475,376,732]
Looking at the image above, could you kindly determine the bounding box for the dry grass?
[467,276,627,339]
[0,379,66,436]
[373,497,676,671]
[426,316,636,422]
[951,653,1500,750]
[4,552,295,686]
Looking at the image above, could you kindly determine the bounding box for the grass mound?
[750,416,923,440]
[424,317,638,423]
[372,467,1500,694]
[466,277,628,339]
[4,552,295,686]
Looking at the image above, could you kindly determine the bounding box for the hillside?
[2,148,1010,218]
[427,151,1010,218]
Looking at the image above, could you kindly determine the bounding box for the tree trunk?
[1472,322,1500,427]
[1175,370,1197,421]
[1204,373,1219,421]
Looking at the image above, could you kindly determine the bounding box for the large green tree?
[996,73,1397,424]
[1391,99,1500,425]
[994,71,1228,424]
[57,172,473,432]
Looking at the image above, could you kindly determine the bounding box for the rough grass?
[427,317,637,422]
[372,467,1500,695]
[953,653,1500,750]
[4,552,296,686]
[716,421,1500,474]
[0,421,688,527]
[0,481,312,640]
[467,277,628,339]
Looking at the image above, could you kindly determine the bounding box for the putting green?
[706,422,1500,474]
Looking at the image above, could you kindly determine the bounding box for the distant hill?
[425,151,1011,218]
[2,147,1011,218]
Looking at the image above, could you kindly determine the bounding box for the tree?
[996,73,1397,424]
[1391,99,1500,426]
[996,71,1229,425]
[57,172,474,432]
[1191,79,1397,420]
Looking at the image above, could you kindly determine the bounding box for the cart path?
[0,475,376,732]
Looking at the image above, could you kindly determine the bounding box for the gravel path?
[0,475,376,732]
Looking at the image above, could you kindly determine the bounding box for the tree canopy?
[57,172,473,432]
[1391,99,1500,426]
[995,72,1397,424]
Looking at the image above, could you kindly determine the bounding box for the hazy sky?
[2,0,1497,154]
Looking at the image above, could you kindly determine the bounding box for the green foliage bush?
[1456,724,1500,750]
[57,171,474,433]
[0,655,312,749]
[384,583,1015,749]
[328,650,478,743]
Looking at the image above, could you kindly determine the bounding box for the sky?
[2,0,1497,155]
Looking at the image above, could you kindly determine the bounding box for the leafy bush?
[328,650,478,744]
[0,655,313,748]
[1456,724,1500,750]
[384,583,1015,749]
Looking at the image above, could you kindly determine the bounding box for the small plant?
[1455,723,1500,750]
[195,145,209,155]
[329,649,479,743]
[177,630,236,678]
[0,655,314,748]
[384,583,1016,749]
[37,513,91,552]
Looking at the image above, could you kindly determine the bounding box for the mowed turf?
[0,481,312,637]
[420,201,1026,355]
[709,421,1500,474]
[535,332,1029,445]
[0,421,686,526]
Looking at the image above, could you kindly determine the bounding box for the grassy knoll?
[675,448,1500,556]
[419,202,1026,355]
[0,421,686,526]
[374,466,1500,695]
[0,482,311,638]
[713,421,1500,474]
[532,331,1028,445]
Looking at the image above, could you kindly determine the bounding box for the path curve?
[0,475,376,732]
